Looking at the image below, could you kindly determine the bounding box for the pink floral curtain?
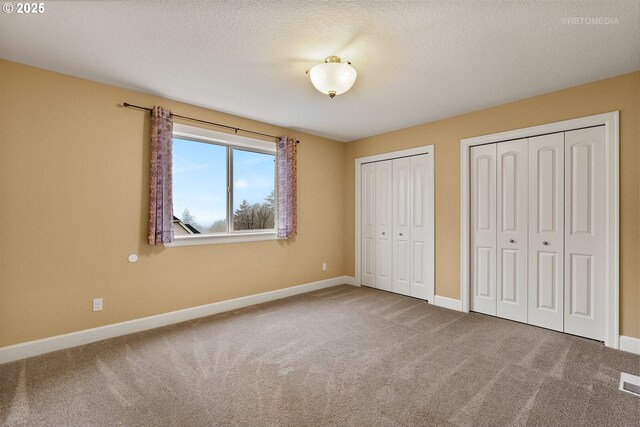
[148,106,174,245]
[277,137,297,238]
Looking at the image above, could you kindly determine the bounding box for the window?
[168,124,277,246]
[232,149,276,231]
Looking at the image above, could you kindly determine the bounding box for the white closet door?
[410,154,434,301]
[564,127,605,340]
[361,162,376,288]
[528,133,564,332]
[375,160,393,292]
[393,157,411,296]
[496,140,528,322]
[470,144,497,315]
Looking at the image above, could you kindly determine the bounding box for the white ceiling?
[1,1,638,142]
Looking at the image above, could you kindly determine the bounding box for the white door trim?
[355,145,435,301]
[460,111,619,348]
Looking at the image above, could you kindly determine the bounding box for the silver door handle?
[509,239,515,244]
[543,241,549,246]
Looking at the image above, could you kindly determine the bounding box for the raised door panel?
[361,163,376,287]
[393,157,411,296]
[497,140,528,322]
[528,133,564,332]
[375,160,393,292]
[470,144,497,315]
[409,154,433,301]
[564,126,605,340]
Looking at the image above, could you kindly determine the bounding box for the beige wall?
[1,59,638,348]
[0,60,346,347]
[344,71,640,338]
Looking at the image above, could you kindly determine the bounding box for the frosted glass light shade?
[308,59,357,98]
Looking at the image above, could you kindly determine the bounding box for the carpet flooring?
[1,284,638,426]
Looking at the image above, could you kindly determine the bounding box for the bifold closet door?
[392,157,411,296]
[496,141,528,322]
[375,160,393,292]
[410,154,433,301]
[470,144,497,315]
[528,133,564,332]
[361,163,376,288]
[564,126,605,341]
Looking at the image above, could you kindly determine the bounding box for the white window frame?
[165,123,278,247]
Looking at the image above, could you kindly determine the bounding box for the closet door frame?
[355,145,435,303]
[460,111,619,349]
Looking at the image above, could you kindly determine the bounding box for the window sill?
[164,232,279,247]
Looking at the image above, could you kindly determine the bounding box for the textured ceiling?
[1,1,638,142]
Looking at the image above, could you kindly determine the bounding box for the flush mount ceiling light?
[307,56,357,99]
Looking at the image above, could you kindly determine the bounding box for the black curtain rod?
[122,102,299,144]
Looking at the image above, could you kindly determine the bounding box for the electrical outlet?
[322,262,327,271]
[93,298,103,312]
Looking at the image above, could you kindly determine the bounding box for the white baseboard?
[343,276,357,286]
[434,295,463,312]
[0,276,355,364]
[619,335,640,355]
